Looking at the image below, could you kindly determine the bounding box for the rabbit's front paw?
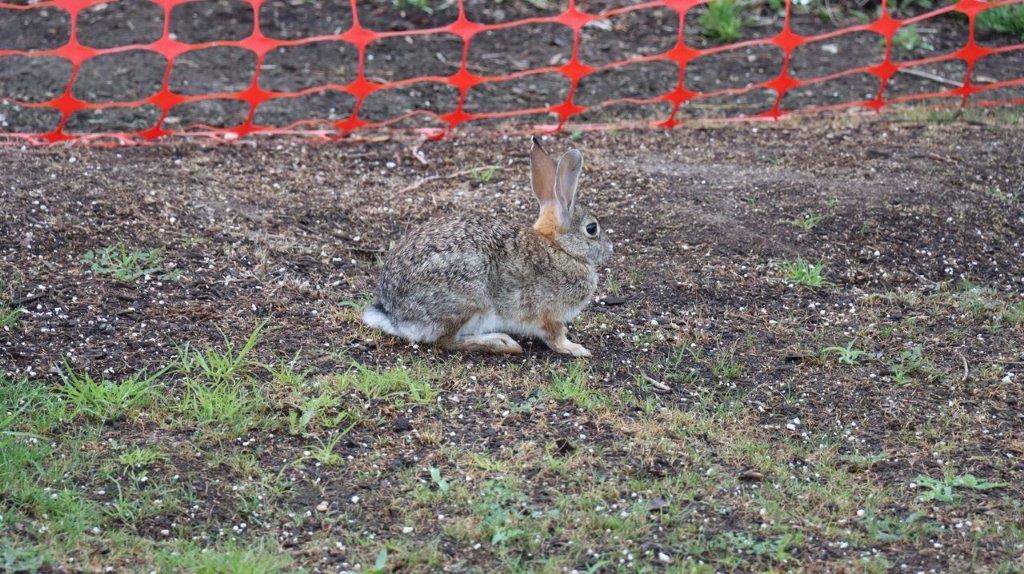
[559,340,592,358]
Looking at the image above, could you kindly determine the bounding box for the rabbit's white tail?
[361,303,444,342]
[362,304,398,336]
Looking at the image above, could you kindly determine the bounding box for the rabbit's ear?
[555,149,583,216]
[530,137,557,208]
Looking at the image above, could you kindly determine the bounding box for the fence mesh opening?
[0,0,1022,144]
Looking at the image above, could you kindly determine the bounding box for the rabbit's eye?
[585,222,598,236]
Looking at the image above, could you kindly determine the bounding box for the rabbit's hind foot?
[441,332,524,355]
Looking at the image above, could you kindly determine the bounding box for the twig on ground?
[410,144,429,166]
[344,246,386,255]
[11,293,44,306]
[896,67,963,88]
[399,165,502,193]
[639,371,672,393]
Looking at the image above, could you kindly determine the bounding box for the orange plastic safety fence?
[0,0,1022,145]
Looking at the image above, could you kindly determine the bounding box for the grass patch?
[987,186,1015,203]
[429,467,452,494]
[0,305,20,331]
[176,321,267,386]
[605,275,622,296]
[706,531,804,565]
[472,166,499,183]
[711,357,744,381]
[952,279,1024,332]
[341,361,439,406]
[268,361,361,436]
[861,511,939,543]
[0,277,21,332]
[104,479,181,526]
[546,361,608,410]
[994,301,1024,329]
[840,451,886,471]
[660,343,705,385]
[59,365,163,423]
[338,294,374,312]
[779,258,826,288]
[785,212,829,231]
[1,446,102,547]
[820,340,868,366]
[392,0,434,15]
[700,0,746,43]
[0,426,104,566]
[174,322,270,436]
[956,281,1000,315]
[178,376,266,437]
[915,473,1008,503]
[117,446,164,469]
[977,4,1024,40]
[81,243,179,282]
[304,429,353,467]
[888,345,939,385]
[890,26,932,53]
[472,478,536,548]
[287,391,353,436]
[155,540,295,573]
[0,376,67,437]
[888,0,937,17]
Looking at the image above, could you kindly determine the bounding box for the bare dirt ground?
[2,112,1024,572]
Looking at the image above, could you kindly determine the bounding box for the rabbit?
[362,137,613,356]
